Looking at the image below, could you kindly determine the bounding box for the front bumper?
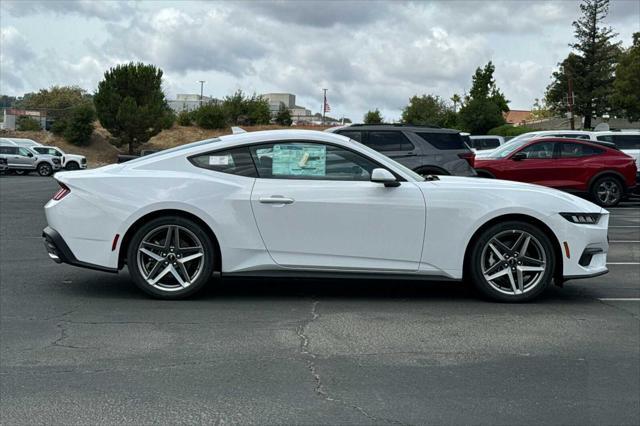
[43,226,117,273]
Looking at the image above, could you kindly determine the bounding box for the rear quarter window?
[612,135,640,150]
[417,132,467,150]
[336,130,363,143]
[190,147,257,177]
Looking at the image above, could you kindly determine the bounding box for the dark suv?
[326,124,476,176]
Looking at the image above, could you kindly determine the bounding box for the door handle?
[259,196,294,205]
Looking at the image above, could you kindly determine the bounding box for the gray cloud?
[3,0,136,21]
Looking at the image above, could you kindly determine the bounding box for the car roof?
[594,131,640,136]
[330,124,460,134]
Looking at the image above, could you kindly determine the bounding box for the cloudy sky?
[1,0,638,121]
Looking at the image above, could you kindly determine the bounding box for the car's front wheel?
[469,221,555,302]
[37,162,53,177]
[127,216,215,299]
[65,162,80,170]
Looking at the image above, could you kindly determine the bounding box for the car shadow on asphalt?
[55,268,580,304]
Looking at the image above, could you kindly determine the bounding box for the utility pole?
[567,77,575,130]
[198,80,206,108]
[322,88,327,125]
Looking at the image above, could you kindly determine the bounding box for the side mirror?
[27,152,34,158]
[371,168,400,187]
[512,152,526,161]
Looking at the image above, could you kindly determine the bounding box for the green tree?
[177,110,193,126]
[246,94,271,125]
[459,62,509,134]
[450,94,462,113]
[195,104,227,129]
[94,63,168,154]
[487,124,536,137]
[275,104,292,126]
[546,0,621,128]
[531,98,554,120]
[611,32,640,122]
[363,109,383,124]
[16,116,41,131]
[160,106,176,130]
[401,95,452,126]
[63,104,95,146]
[16,86,91,121]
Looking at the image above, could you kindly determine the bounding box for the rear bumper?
[42,226,118,273]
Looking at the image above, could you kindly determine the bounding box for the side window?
[190,147,257,177]
[365,131,413,152]
[558,143,603,157]
[249,142,381,181]
[337,130,362,143]
[0,147,13,154]
[597,135,614,142]
[555,134,589,139]
[519,142,555,159]
[33,147,44,154]
[612,135,640,150]
[417,132,466,150]
[483,138,501,149]
[18,148,32,157]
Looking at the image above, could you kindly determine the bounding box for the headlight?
[560,213,601,224]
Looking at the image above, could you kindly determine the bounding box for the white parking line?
[606,262,640,265]
[599,298,640,301]
[609,240,640,243]
[608,226,640,228]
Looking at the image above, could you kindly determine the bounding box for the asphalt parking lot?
[1,175,639,425]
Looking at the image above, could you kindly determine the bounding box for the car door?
[503,141,557,186]
[16,147,36,169]
[249,141,426,272]
[553,141,605,189]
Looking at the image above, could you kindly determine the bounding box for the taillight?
[458,152,476,167]
[52,182,70,201]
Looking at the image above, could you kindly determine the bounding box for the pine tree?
[458,62,509,134]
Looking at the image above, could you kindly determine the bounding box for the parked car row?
[0,138,87,176]
[326,125,639,207]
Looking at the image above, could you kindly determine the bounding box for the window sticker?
[208,155,231,166]
[270,144,326,176]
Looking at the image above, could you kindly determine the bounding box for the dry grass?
[1,124,333,166]
[145,124,333,150]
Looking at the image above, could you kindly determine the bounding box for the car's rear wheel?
[37,162,53,177]
[127,216,215,299]
[591,175,623,207]
[65,162,80,170]
[469,221,555,302]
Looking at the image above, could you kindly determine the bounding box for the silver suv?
[0,143,61,176]
[326,124,477,176]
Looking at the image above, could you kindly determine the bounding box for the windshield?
[124,138,219,164]
[485,138,532,158]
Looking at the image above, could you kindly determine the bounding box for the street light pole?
[198,80,206,108]
[322,88,327,125]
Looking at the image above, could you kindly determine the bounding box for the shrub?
[364,109,383,124]
[275,104,292,126]
[160,108,176,129]
[63,104,95,146]
[487,124,536,137]
[177,110,192,126]
[17,116,41,131]
[195,104,226,129]
[50,119,67,135]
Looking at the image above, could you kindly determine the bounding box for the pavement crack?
[295,301,408,426]
[51,322,95,350]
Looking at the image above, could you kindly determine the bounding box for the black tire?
[37,162,53,177]
[126,216,215,299]
[65,161,80,170]
[469,221,555,302]
[590,175,623,207]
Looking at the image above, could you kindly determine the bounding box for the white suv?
[6,138,87,170]
[31,146,87,170]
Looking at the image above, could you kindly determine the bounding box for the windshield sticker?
[269,144,326,176]
[209,155,231,166]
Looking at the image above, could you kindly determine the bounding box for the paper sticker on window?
[209,155,231,166]
[270,144,326,176]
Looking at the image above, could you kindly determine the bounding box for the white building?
[261,93,313,121]
[168,94,220,113]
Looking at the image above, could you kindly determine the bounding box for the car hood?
[419,175,604,213]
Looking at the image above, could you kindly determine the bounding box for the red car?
[474,137,637,207]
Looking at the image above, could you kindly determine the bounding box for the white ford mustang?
[43,130,609,301]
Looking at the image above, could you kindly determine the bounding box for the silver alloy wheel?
[38,163,52,176]
[596,179,620,206]
[136,225,205,292]
[480,230,547,296]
